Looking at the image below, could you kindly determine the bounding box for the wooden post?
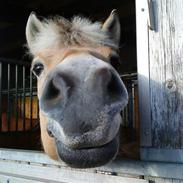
[136,0,152,147]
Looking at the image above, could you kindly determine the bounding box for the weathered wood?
[145,176,183,183]
[136,0,152,147]
[0,148,61,166]
[149,0,183,148]
[0,160,148,183]
[0,149,183,180]
[140,148,183,163]
[0,174,45,183]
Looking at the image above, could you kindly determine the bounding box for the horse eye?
[32,62,44,77]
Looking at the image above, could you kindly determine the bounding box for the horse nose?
[93,67,128,103]
[39,72,71,113]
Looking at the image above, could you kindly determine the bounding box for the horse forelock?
[28,15,118,55]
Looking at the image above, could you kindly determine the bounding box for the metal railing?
[120,73,138,130]
[0,58,39,132]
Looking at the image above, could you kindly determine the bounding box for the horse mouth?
[55,135,119,168]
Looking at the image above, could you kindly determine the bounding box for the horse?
[25,10,128,168]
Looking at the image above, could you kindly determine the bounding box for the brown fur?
[39,112,58,160]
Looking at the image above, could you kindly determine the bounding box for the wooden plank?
[135,0,152,147]
[172,180,183,183]
[141,148,183,163]
[145,176,183,183]
[0,160,148,183]
[0,149,183,180]
[148,0,183,148]
[0,148,61,166]
[0,174,45,183]
[171,179,183,183]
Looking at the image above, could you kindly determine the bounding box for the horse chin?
[55,135,119,168]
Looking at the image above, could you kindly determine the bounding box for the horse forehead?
[57,54,110,73]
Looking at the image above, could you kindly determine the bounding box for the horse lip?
[48,119,120,150]
[55,135,119,168]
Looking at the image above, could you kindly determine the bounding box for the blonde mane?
[28,16,118,55]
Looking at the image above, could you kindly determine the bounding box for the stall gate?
[0,58,40,150]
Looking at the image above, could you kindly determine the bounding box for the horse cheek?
[39,112,58,160]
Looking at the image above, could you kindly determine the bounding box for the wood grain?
[0,149,183,180]
[149,0,183,148]
[0,174,45,183]
[145,176,183,183]
[0,160,148,183]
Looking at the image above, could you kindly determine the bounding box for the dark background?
[0,0,136,74]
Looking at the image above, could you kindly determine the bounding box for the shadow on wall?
[138,74,183,149]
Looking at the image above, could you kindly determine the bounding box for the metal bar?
[0,63,2,131]
[7,64,11,131]
[30,70,33,128]
[132,82,135,128]
[0,87,37,95]
[128,82,133,129]
[15,65,18,131]
[125,106,128,127]
[22,66,26,131]
[121,110,124,127]
[37,96,39,121]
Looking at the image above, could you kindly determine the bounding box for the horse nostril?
[45,79,61,100]
[94,67,126,99]
[43,72,74,102]
[107,71,127,102]
[39,76,63,114]
[40,73,64,110]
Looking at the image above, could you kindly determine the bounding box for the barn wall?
[149,0,183,149]
[136,0,183,162]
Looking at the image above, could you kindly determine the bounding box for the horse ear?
[26,12,42,48]
[102,9,121,46]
